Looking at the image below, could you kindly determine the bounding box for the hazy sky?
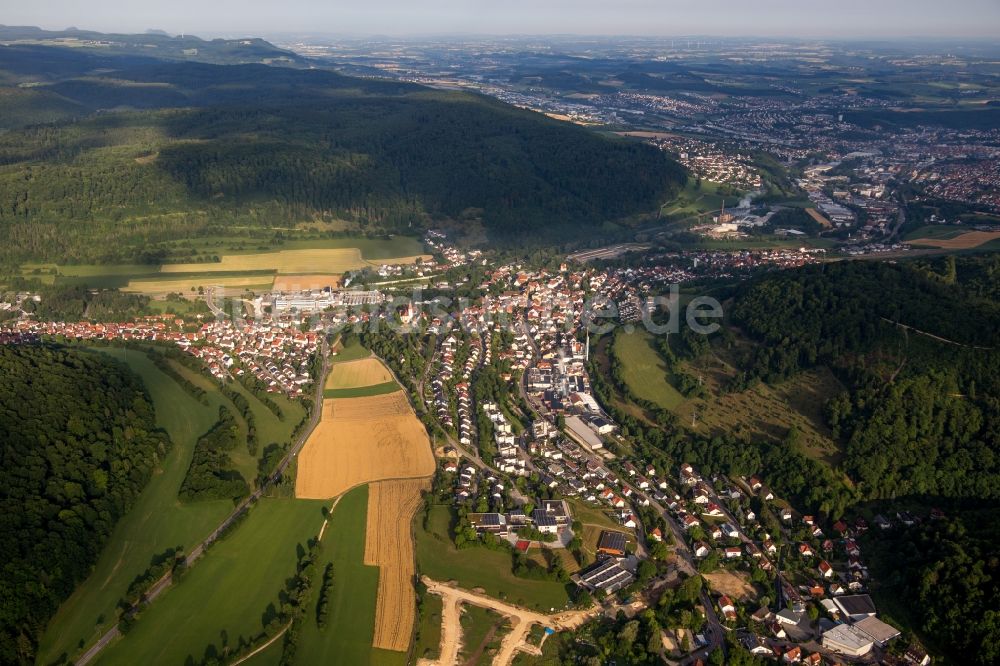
[4,0,999,39]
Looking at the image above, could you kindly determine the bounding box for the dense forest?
[731,258,1000,501]
[865,512,1000,666]
[0,344,168,664]
[0,47,685,266]
[178,407,250,502]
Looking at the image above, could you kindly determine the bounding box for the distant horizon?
[4,0,999,41]
[6,23,1000,47]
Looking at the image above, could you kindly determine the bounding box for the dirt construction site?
[416,577,603,666]
[365,478,430,651]
[294,391,436,499]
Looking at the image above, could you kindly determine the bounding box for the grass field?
[673,336,845,465]
[37,348,234,666]
[323,381,402,398]
[331,338,373,363]
[413,588,444,662]
[415,505,571,612]
[326,358,395,390]
[613,330,685,410]
[95,498,328,666]
[659,179,742,221]
[457,606,505,664]
[163,356,305,483]
[294,485,408,666]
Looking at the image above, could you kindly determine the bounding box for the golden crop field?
[271,274,343,291]
[325,358,394,390]
[122,275,272,294]
[365,478,430,652]
[916,230,1000,249]
[294,391,435,499]
[161,249,433,276]
[805,207,832,228]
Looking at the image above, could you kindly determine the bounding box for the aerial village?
[1,231,934,664]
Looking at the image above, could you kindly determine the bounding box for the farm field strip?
[123,275,272,294]
[295,392,435,499]
[271,274,343,291]
[910,230,1000,249]
[365,479,431,652]
[325,357,394,389]
[160,248,432,276]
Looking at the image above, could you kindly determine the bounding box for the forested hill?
[0,345,169,664]
[0,25,305,67]
[0,44,685,265]
[731,257,1000,501]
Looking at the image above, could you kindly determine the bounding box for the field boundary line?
[228,621,292,666]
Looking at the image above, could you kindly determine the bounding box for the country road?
[74,337,331,666]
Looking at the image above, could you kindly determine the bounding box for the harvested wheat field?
[272,274,343,291]
[366,478,430,652]
[295,391,435,499]
[916,230,1000,249]
[325,358,394,390]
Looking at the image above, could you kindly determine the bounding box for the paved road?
[75,339,331,666]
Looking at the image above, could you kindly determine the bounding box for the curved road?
[75,338,331,666]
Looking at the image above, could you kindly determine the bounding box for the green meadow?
[613,330,685,411]
[95,498,328,666]
[37,349,233,665]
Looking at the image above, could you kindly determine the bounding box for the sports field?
[36,349,233,665]
[95,498,329,666]
[296,391,435,499]
[326,357,394,390]
[366,478,430,652]
[415,505,571,611]
[613,330,685,410]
